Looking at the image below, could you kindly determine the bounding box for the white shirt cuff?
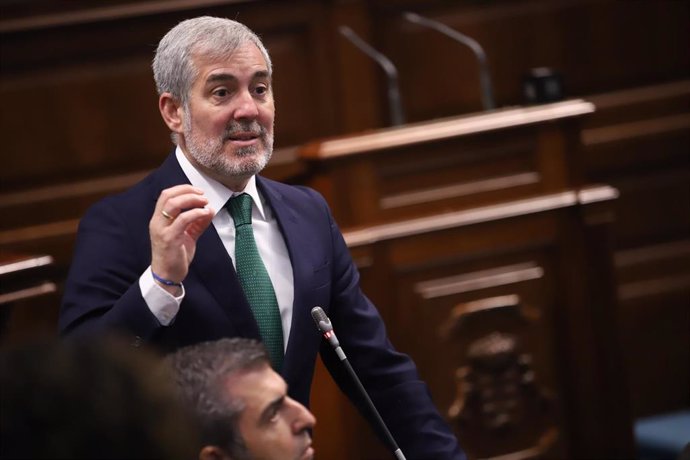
[139,266,184,326]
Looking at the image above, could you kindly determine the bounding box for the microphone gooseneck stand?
[311,306,407,460]
[338,26,406,127]
[403,11,496,111]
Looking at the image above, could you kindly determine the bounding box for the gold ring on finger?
[161,210,174,220]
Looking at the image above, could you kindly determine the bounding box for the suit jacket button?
[131,336,143,348]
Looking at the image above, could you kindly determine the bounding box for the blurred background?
[1,1,688,459]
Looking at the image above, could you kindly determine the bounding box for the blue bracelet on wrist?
[152,271,182,287]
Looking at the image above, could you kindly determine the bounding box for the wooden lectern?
[295,100,636,459]
[297,100,595,227]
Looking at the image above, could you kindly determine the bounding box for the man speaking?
[60,16,464,459]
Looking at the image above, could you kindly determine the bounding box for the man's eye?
[266,409,279,423]
[213,89,229,97]
[254,85,268,96]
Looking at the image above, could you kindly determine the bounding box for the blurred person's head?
[0,338,198,459]
[167,338,316,460]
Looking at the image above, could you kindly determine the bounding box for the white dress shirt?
[139,147,294,350]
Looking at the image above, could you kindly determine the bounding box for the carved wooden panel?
[390,229,566,459]
[449,329,558,459]
[330,186,634,459]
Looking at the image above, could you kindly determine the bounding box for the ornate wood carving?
[444,297,558,458]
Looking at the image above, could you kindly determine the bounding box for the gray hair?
[153,16,272,105]
[166,338,269,458]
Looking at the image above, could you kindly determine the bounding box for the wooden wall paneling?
[333,157,382,226]
[552,195,635,457]
[370,0,689,123]
[0,0,338,188]
[0,0,340,181]
[375,0,528,118]
[580,81,690,129]
[0,293,62,347]
[328,1,387,132]
[581,80,690,419]
[582,80,690,248]
[249,1,340,145]
[1,41,168,187]
[582,88,690,184]
[608,172,690,250]
[0,253,60,347]
[0,291,62,346]
[615,240,690,417]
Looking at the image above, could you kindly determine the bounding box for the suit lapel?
[258,178,320,376]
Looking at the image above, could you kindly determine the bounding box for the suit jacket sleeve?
[59,193,161,341]
[307,189,465,460]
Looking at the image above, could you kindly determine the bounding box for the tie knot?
[227,193,253,227]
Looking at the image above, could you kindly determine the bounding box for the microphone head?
[310,306,333,333]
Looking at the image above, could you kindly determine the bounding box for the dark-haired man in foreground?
[168,338,315,460]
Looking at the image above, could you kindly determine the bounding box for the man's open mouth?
[227,131,259,141]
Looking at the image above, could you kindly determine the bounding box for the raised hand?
[149,185,215,292]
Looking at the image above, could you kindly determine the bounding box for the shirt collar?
[175,146,266,220]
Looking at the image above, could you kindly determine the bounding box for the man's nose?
[288,397,316,432]
[233,90,259,120]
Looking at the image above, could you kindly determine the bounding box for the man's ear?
[159,92,184,134]
[199,445,232,460]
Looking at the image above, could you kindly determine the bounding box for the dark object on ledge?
[523,68,564,105]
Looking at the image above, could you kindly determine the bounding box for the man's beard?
[183,113,274,179]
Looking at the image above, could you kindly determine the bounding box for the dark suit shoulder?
[256,176,330,211]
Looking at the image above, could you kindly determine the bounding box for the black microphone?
[338,26,406,127]
[310,306,406,460]
[403,11,496,111]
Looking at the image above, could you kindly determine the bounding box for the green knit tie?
[226,193,284,371]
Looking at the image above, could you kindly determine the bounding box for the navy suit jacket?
[60,152,464,459]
